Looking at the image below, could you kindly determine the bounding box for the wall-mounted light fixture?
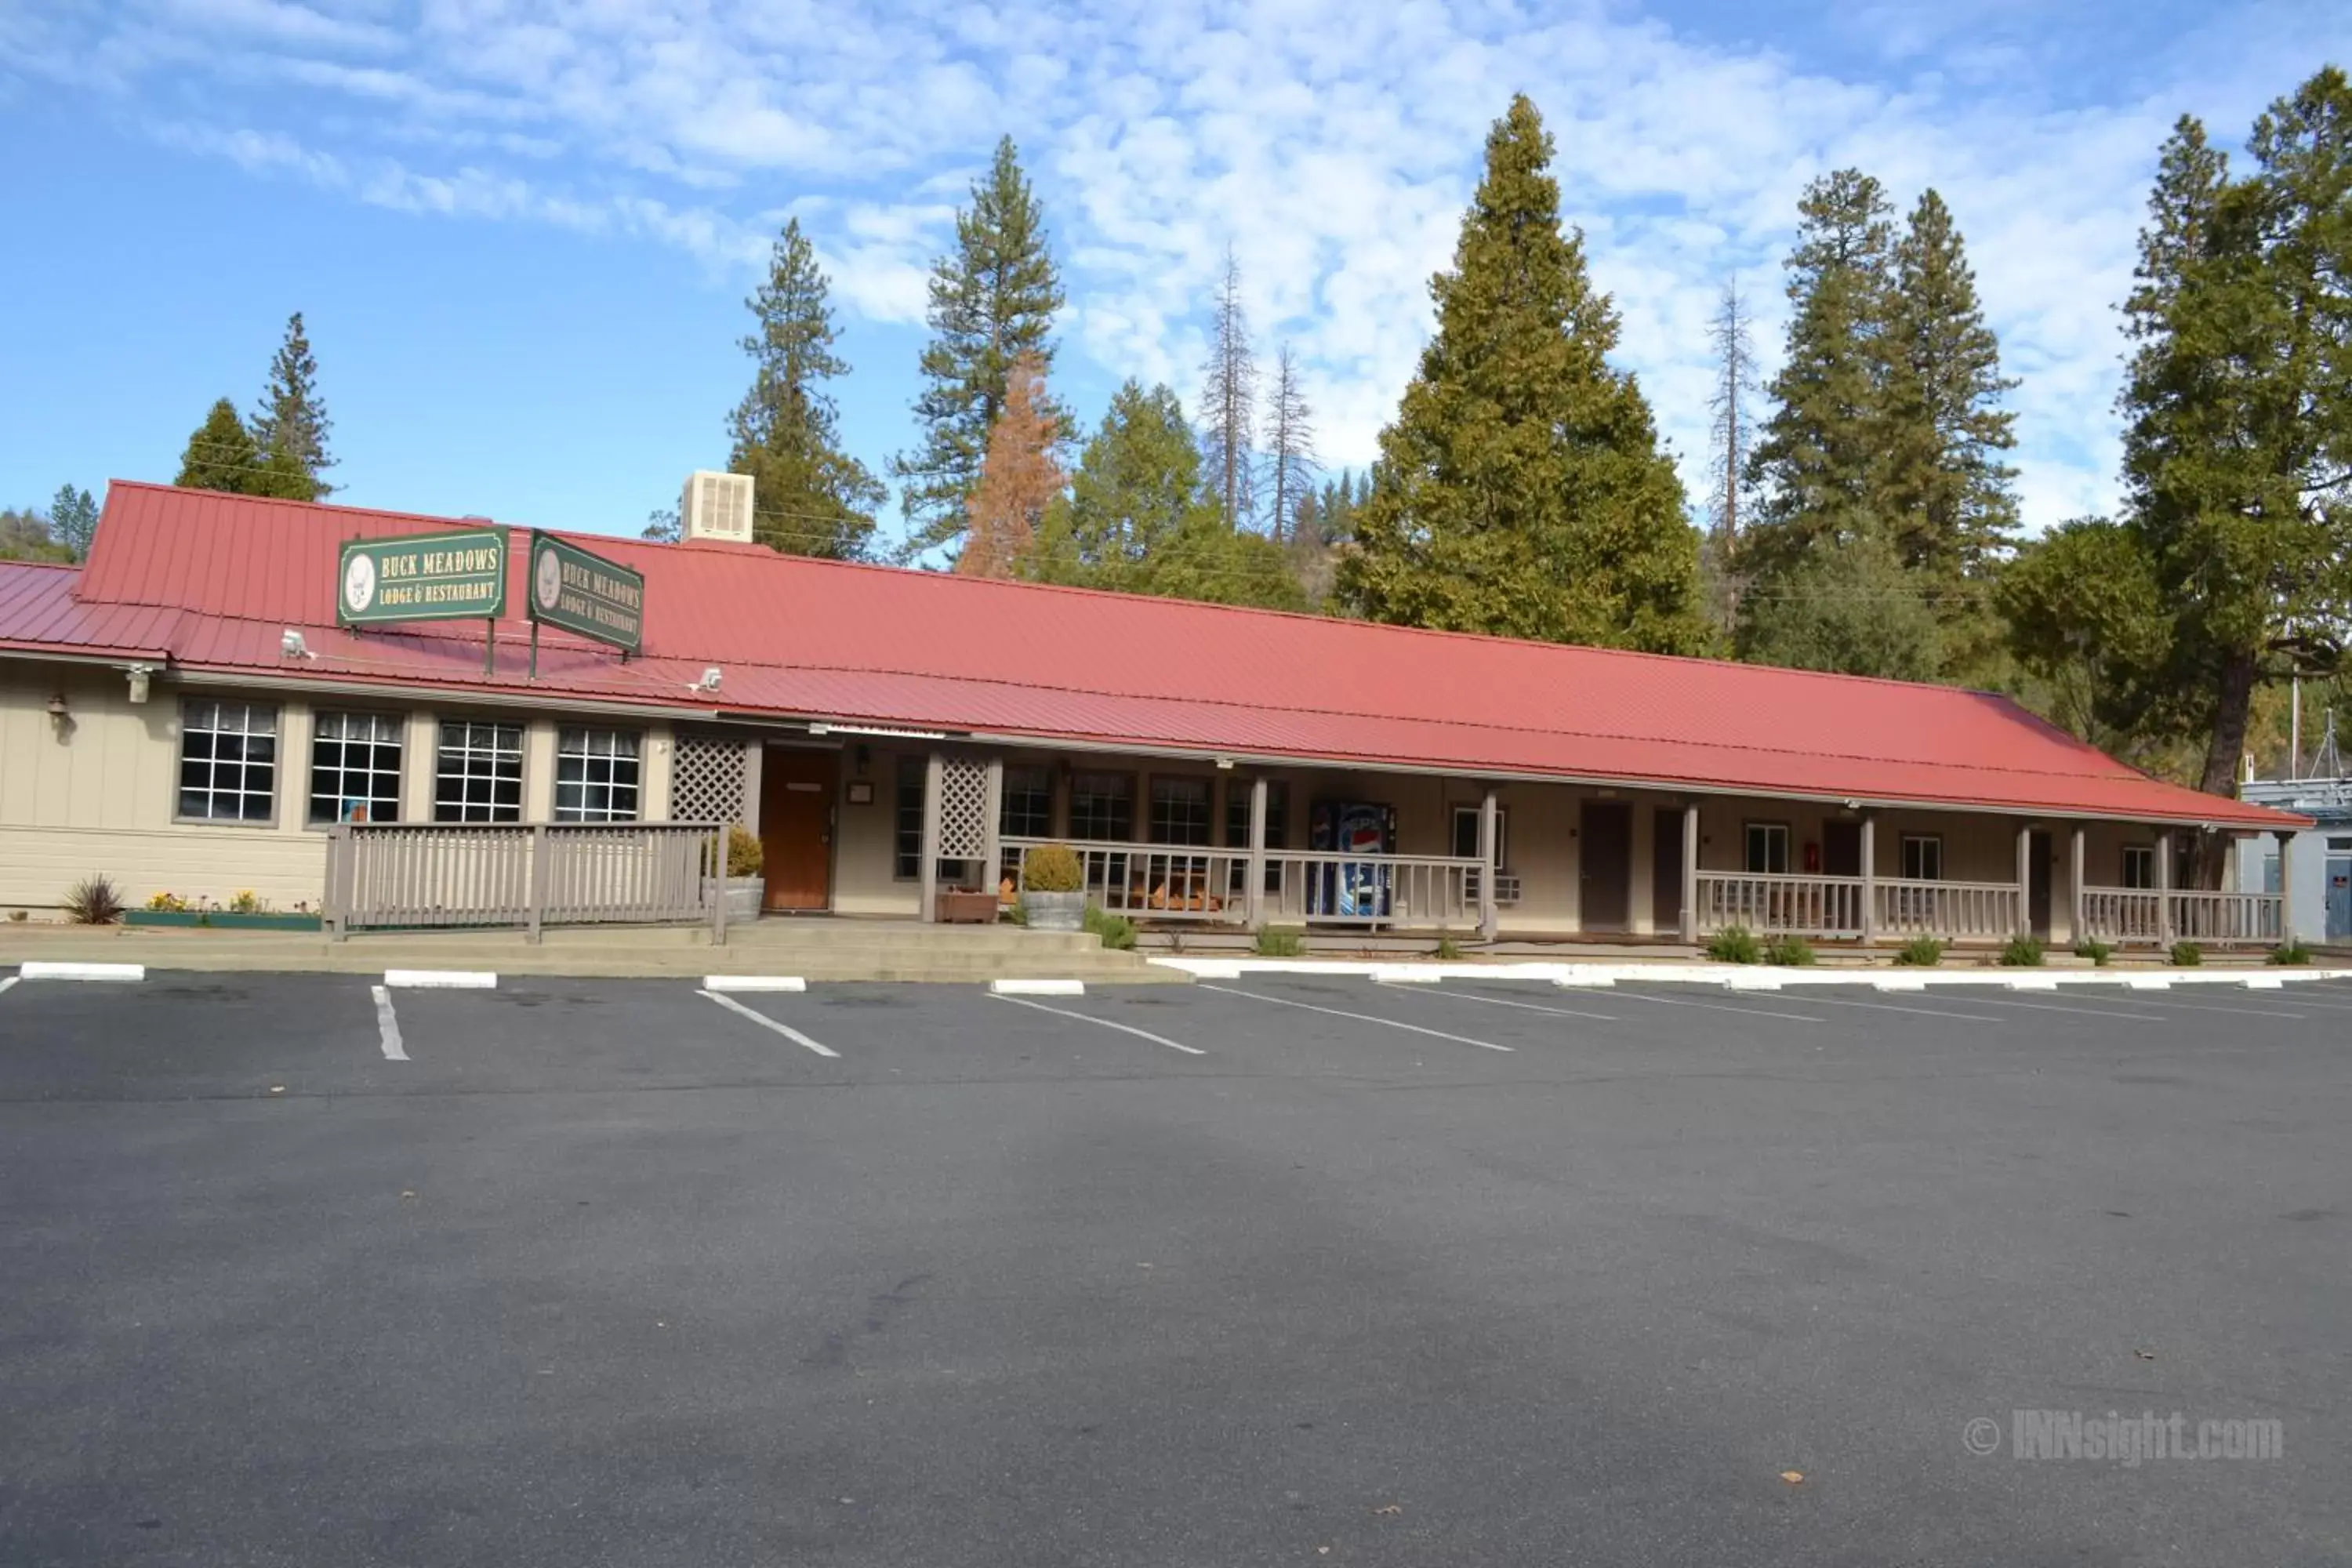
[281,628,314,660]
[45,691,70,736]
[122,663,154,704]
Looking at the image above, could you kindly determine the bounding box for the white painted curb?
[1720,975,1784,991]
[1872,976,1930,992]
[383,969,496,989]
[702,975,807,993]
[990,978,1085,996]
[1552,975,1617,989]
[2004,977,2060,991]
[1372,967,1443,984]
[16,961,145,982]
[2123,976,2174,991]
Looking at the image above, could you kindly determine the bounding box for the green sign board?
[527,531,644,652]
[337,528,508,626]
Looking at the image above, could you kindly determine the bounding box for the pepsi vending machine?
[1308,800,1396,917]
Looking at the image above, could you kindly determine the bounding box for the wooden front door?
[1651,807,1684,931]
[760,749,837,912]
[1581,800,1633,931]
[1822,820,1862,877]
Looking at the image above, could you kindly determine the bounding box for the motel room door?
[760,749,837,913]
[1581,800,1633,932]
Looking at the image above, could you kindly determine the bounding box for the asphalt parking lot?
[2,968,2347,1566]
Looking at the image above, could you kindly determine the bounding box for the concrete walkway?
[0,919,1181,984]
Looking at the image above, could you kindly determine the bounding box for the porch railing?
[1004,838,1484,928]
[2080,887,2280,946]
[1697,872,1866,938]
[1696,872,2022,942]
[325,822,726,942]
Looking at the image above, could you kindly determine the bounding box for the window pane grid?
[1743,823,1789,876]
[1001,767,1051,838]
[1149,778,1210,846]
[434,720,524,823]
[1070,773,1133,842]
[895,772,924,880]
[554,728,641,823]
[178,700,278,822]
[309,711,402,825]
[1901,836,1944,881]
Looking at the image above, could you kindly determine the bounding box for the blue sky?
[3,0,2347,551]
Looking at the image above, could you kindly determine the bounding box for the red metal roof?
[0,480,2300,829]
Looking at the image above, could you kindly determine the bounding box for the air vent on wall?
[681,470,753,543]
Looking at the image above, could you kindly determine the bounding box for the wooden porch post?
[1476,786,1499,942]
[2276,829,2296,944]
[1858,813,1877,946]
[2070,824,2087,947]
[2015,822,2033,938]
[1679,800,1700,944]
[1247,775,1269,929]
[2155,826,2174,947]
[918,751,945,924]
[981,757,1004,902]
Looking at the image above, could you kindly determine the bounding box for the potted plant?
[1019,844,1087,931]
[717,825,764,922]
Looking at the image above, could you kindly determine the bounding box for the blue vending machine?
[1308,800,1396,918]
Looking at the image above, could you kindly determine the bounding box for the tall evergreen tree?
[175,398,264,494]
[959,353,1063,579]
[1341,95,1709,655]
[1200,245,1258,530]
[48,485,98,560]
[1702,274,1759,630]
[1029,380,1301,609]
[2116,76,2352,805]
[1882,188,2020,673]
[1261,342,1316,544]
[727,218,885,561]
[892,136,1066,559]
[1739,169,1896,595]
[250,312,334,500]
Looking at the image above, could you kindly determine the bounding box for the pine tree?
[1739,169,1896,596]
[1701,275,1759,630]
[2118,75,2352,807]
[727,218,885,561]
[1200,245,1258,530]
[1882,188,2020,675]
[175,398,264,494]
[48,485,98,559]
[250,312,334,500]
[892,136,1065,559]
[1340,95,1709,655]
[1029,380,1301,608]
[959,353,1063,579]
[1261,342,1316,544]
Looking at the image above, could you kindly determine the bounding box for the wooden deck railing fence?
[324,822,727,942]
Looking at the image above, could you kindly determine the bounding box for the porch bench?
[935,889,1000,924]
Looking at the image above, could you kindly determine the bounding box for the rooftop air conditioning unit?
[681,470,753,543]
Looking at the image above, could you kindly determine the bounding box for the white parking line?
[696,989,840,1058]
[17,961,144,982]
[1198,984,1514,1052]
[369,984,408,1062]
[1788,992,2002,1024]
[1597,987,1828,1023]
[1944,992,2165,1022]
[1411,988,1619,1023]
[0,975,16,1000]
[989,993,1207,1055]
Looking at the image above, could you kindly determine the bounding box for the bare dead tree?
[1200,244,1258,529]
[1704,274,1760,626]
[1261,342,1317,544]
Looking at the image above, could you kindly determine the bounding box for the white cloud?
[11,0,2352,532]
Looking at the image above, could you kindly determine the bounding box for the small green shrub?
[2270,940,2312,966]
[1704,925,1761,964]
[724,823,764,879]
[1762,934,1816,966]
[1254,925,1305,957]
[1021,843,1084,894]
[2073,938,2114,967]
[1999,935,2045,967]
[2169,940,2203,967]
[1006,896,1029,927]
[64,875,125,926]
[1434,934,1464,961]
[1083,903,1137,951]
[228,889,267,915]
[1895,935,1946,967]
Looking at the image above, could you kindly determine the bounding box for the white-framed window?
[308,710,402,825]
[1743,822,1790,875]
[1149,776,1212,846]
[176,699,278,823]
[1900,834,1944,881]
[894,764,924,880]
[2122,844,2156,889]
[1450,804,1509,867]
[555,727,641,823]
[1224,781,1290,850]
[434,720,524,823]
[1070,771,1134,842]
[1001,766,1052,839]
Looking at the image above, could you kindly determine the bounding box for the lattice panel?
[672,731,750,826]
[937,758,990,857]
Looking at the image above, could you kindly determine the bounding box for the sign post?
[525,532,644,677]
